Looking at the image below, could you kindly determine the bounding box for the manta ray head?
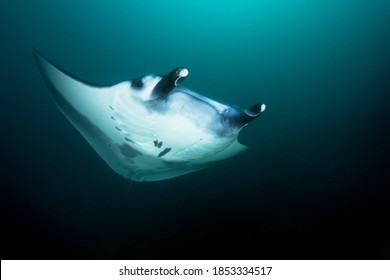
[129,67,265,136]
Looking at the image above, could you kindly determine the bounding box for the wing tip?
[32,47,43,66]
[32,47,49,67]
[32,47,59,76]
[32,48,114,88]
[32,47,40,57]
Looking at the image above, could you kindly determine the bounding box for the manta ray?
[33,49,265,181]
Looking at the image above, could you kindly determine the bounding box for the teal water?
[1,0,389,259]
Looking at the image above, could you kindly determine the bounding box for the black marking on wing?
[119,143,142,163]
[153,140,158,147]
[158,147,171,157]
[125,137,136,144]
[158,141,163,148]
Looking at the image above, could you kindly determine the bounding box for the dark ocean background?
[1,0,389,259]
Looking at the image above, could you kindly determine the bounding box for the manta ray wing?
[33,49,145,178]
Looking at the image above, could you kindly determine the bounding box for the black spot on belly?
[153,140,163,148]
[158,147,171,157]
